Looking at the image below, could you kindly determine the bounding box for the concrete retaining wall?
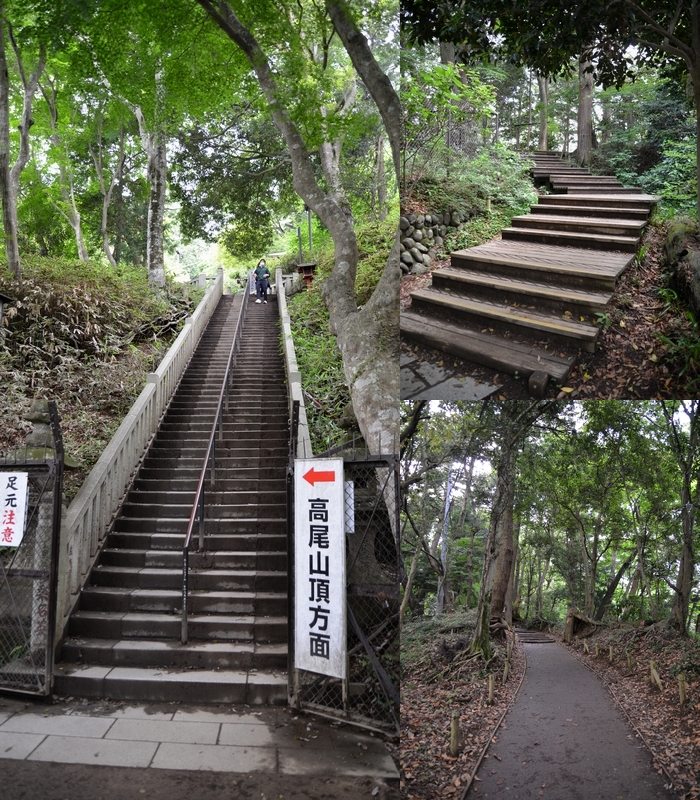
[55,270,225,643]
[275,268,312,459]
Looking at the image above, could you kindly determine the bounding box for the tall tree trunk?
[146,134,166,286]
[504,514,520,625]
[197,0,399,464]
[41,78,88,262]
[399,540,422,627]
[0,11,19,277]
[594,554,633,621]
[576,56,594,167]
[93,122,125,268]
[536,74,548,150]
[674,484,695,633]
[375,134,387,221]
[471,433,516,656]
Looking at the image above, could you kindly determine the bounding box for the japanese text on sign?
[0,472,28,548]
[294,458,346,679]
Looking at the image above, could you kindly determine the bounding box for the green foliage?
[0,256,194,373]
[287,214,394,451]
[639,137,697,217]
[657,310,700,393]
[401,610,477,671]
[411,144,535,222]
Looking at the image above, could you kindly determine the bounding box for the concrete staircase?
[54,295,289,704]
[401,150,659,394]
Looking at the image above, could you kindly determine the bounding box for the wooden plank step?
[511,213,645,237]
[451,240,632,289]
[432,267,612,312]
[502,226,638,252]
[551,174,620,181]
[410,288,600,350]
[569,187,645,195]
[541,193,659,209]
[401,311,574,381]
[531,203,649,220]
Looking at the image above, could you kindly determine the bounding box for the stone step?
[120,503,286,519]
[126,489,286,505]
[111,518,286,536]
[79,586,287,616]
[53,664,287,705]
[68,610,287,643]
[410,288,600,351]
[100,548,287,571]
[133,477,285,492]
[89,566,286,592]
[61,637,287,670]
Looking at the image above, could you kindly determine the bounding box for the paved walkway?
[472,643,672,799]
[0,695,397,799]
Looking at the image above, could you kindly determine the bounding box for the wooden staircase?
[53,295,289,704]
[401,150,659,394]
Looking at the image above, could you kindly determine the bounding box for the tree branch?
[324,0,400,182]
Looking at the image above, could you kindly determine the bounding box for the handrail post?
[181,547,189,644]
[198,485,205,551]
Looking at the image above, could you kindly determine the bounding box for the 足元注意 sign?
[0,472,29,548]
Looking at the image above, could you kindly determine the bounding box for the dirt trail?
[471,642,673,799]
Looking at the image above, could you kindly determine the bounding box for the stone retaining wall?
[399,210,466,274]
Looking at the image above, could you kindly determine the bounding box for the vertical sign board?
[294,457,346,679]
[0,472,29,548]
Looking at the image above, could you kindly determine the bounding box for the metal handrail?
[180,292,248,644]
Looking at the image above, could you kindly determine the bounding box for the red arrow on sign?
[303,467,336,486]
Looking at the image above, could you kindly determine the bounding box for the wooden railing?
[54,270,224,642]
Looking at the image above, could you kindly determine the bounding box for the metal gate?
[0,401,63,695]
[289,429,400,735]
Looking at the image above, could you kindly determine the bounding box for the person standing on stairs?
[254,258,270,304]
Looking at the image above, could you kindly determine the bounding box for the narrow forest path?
[471,642,673,799]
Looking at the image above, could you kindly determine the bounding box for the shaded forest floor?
[566,622,700,799]
[400,215,698,399]
[400,612,525,798]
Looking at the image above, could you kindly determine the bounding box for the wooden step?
[432,267,611,313]
[567,186,646,195]
[451,240,632,291]
[401,311,574,381]
[410,288,600,351]
[540,193,659,210]
[510,213,645,238]
[502,226,638,253]
[531,203,649,220]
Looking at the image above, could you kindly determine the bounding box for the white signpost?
[294,457,346,679]
[0,472,29,548]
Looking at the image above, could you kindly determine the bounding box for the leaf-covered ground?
[400,613,525,798]
[0,257,200,501]
[566,623,700,799]
[400,216,699,399]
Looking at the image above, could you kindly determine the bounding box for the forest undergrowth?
[0,258,200,501]
[568,623,700,799]
[286,215,395,453]
[400,611,525,799]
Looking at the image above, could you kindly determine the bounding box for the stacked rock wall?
[399,210,466,274]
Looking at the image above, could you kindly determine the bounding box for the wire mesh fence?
[0,402,63,695]
[292,453,400,735]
